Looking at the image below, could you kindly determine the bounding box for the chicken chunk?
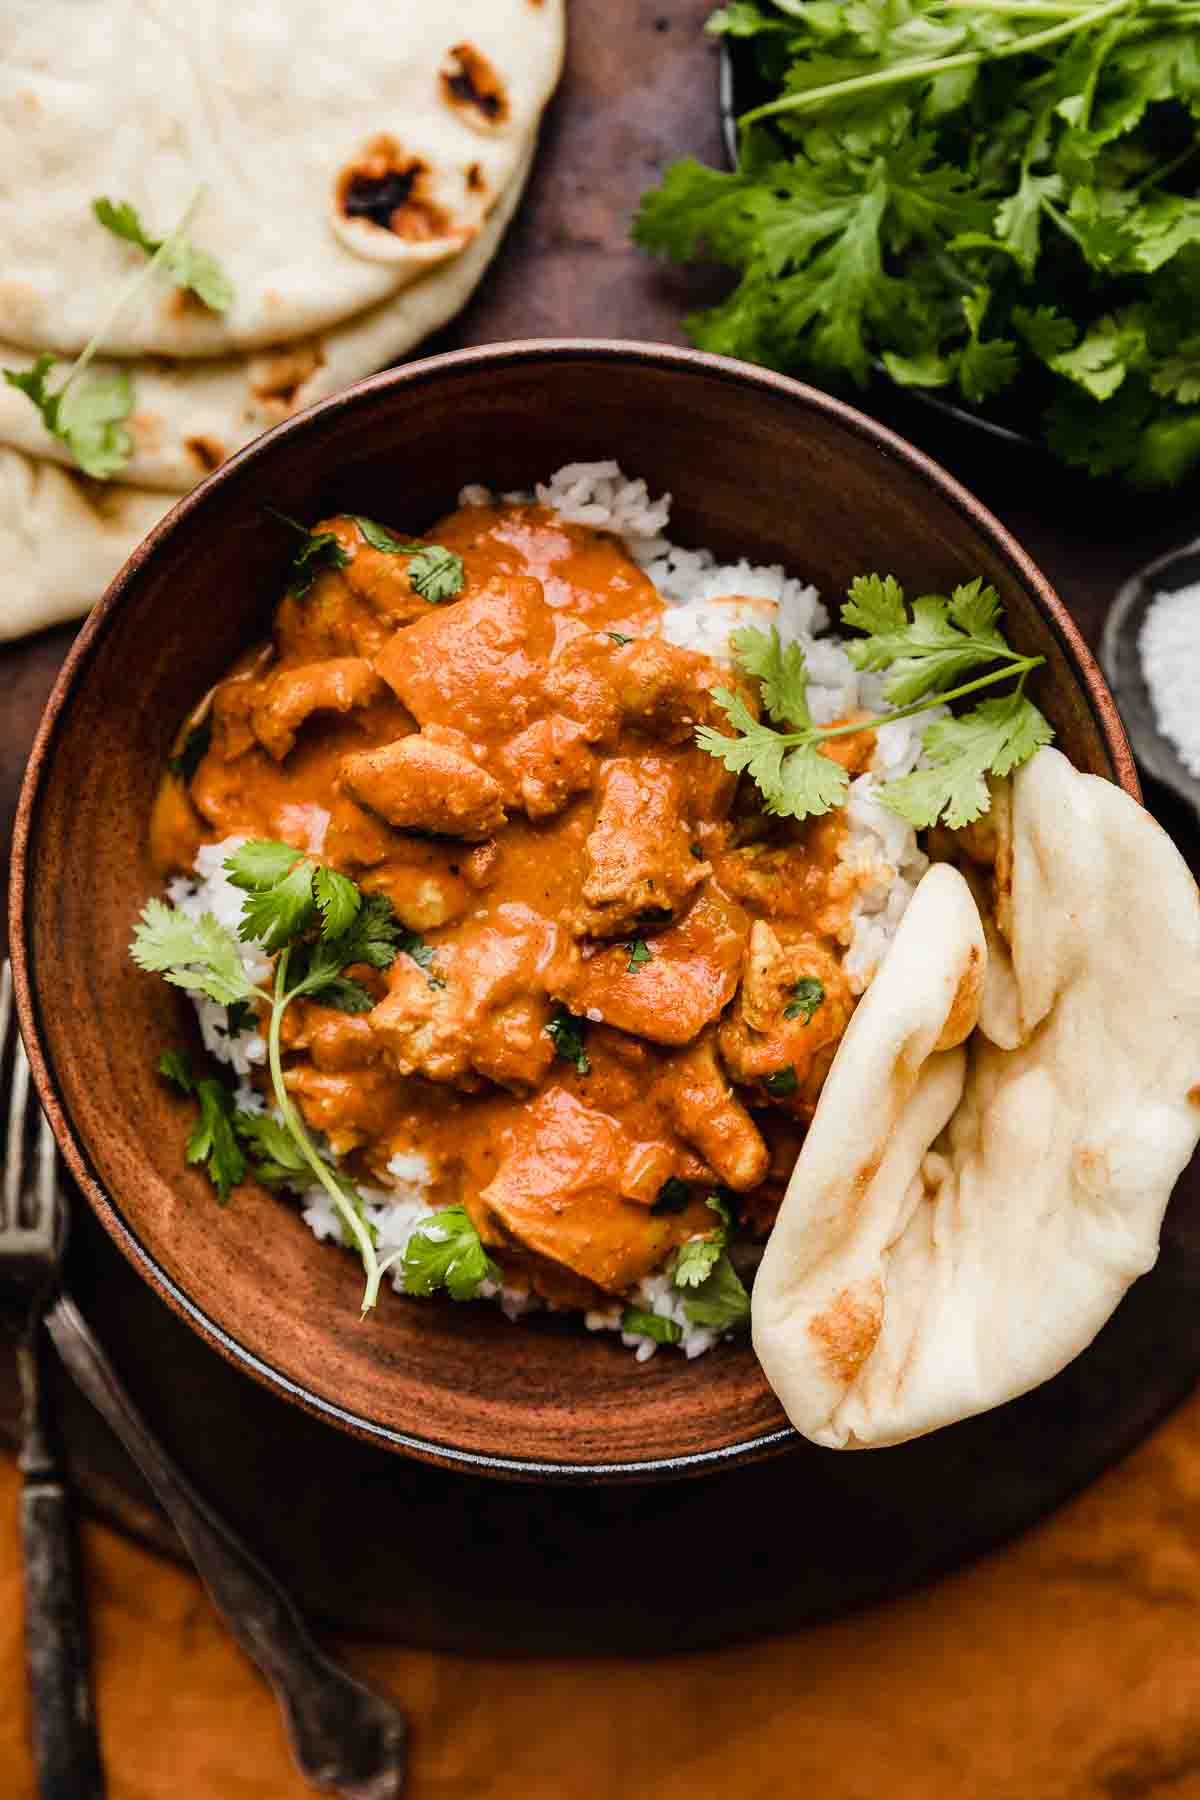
[575,757,708,939]
[556,887,749,1047]
[608,638,727,743]
[370,905,557,1094]
[374,576,556,740]
[494,715,595,820]
[475,1087,716,1295]
[250,658,385,761]
[339,728,506,840]
[656,1033,770,1191]
[717,923,853,1111]
[541,634,624,744]
[283,1066,402,1158]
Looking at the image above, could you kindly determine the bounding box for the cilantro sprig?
[695,575,1052,829]
[635,0,1200,487]
[93,197,234,313]
[130,839,460,1314]
[3,188,219,480]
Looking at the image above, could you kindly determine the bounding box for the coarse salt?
[1139,581,1200,778]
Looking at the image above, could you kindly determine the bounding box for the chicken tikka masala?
[151,497,872,1319]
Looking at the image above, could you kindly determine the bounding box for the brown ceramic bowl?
[11,341,1137,1481]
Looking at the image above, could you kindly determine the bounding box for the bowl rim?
[9,337,1139,1479]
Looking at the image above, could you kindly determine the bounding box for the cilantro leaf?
[672,1192,734,1289]
[350,515,417,553]
[784,976,825,1023]
[841,574,907,640]
[626,938,652,972]
[233,1110,309,1186]
[167,718,212,783]
[1049,310,1146,402]
[400,1206,499,1301]
[130,901,260,1007]
[958,290,1019,407]
[1011,304,1076,363]
[729,626,812,727]
[4,355,133,480]
[230,854,318,953]
[290,530,350,598]
[682,1254,751,1331]
[880,689,1053,829]
[673,1233,723,1288]
[764,1065,799,1097]
[186,1079,246,1203]
[157,1049,195,1093]
[313,865,361,940]
[405,545,465,604]
[93,196,233,312]
[156,1048,245,1201]
[544,1004,590,1074]
[1150,340,1200,407]
[621,1307,683,1346]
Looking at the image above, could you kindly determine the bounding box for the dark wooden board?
[3,0,1200,1652]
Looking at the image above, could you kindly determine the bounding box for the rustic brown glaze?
[10,343,1137,1480]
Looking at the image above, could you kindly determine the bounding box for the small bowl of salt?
[1102,540,1200,823]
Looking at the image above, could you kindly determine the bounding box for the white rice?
[174,461,933,1361]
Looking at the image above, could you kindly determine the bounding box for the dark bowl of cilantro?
[10,338,1138,1481]
[640,0,1200,490]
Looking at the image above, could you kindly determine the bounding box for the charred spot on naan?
[441,44,510,128]
[808,1279,884,1388]
[335,136,458,243]
[183,435,225,475]
[249,340,326,416]
[936,941,985,1051]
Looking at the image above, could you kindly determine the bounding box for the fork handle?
[17,1340,106,1799]
[45,1297,406,1800]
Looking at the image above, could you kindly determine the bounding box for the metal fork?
[2,964,408,1800]
[1,959,105,1798]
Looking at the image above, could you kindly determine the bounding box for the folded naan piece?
[1,0,562,358]
[753,748,1200,1449]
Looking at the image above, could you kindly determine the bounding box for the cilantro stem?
[739,0,1134,128]
[766,653,1045,749]
[266,947,384,1315]
[63,188,206,401]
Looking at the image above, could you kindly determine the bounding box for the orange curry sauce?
[150,501,872,1312]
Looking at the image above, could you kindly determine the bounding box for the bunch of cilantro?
[634,0,1200,486]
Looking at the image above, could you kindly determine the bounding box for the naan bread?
[0,145,531,493]
[753,749,1200,1449]
[1,0,562,358]
[0,449,171,641]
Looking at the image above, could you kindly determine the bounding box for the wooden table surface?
[3,0,1200,1655]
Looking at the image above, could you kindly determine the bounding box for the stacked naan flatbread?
[0,0,564,640]
[754,748,1200,1448]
